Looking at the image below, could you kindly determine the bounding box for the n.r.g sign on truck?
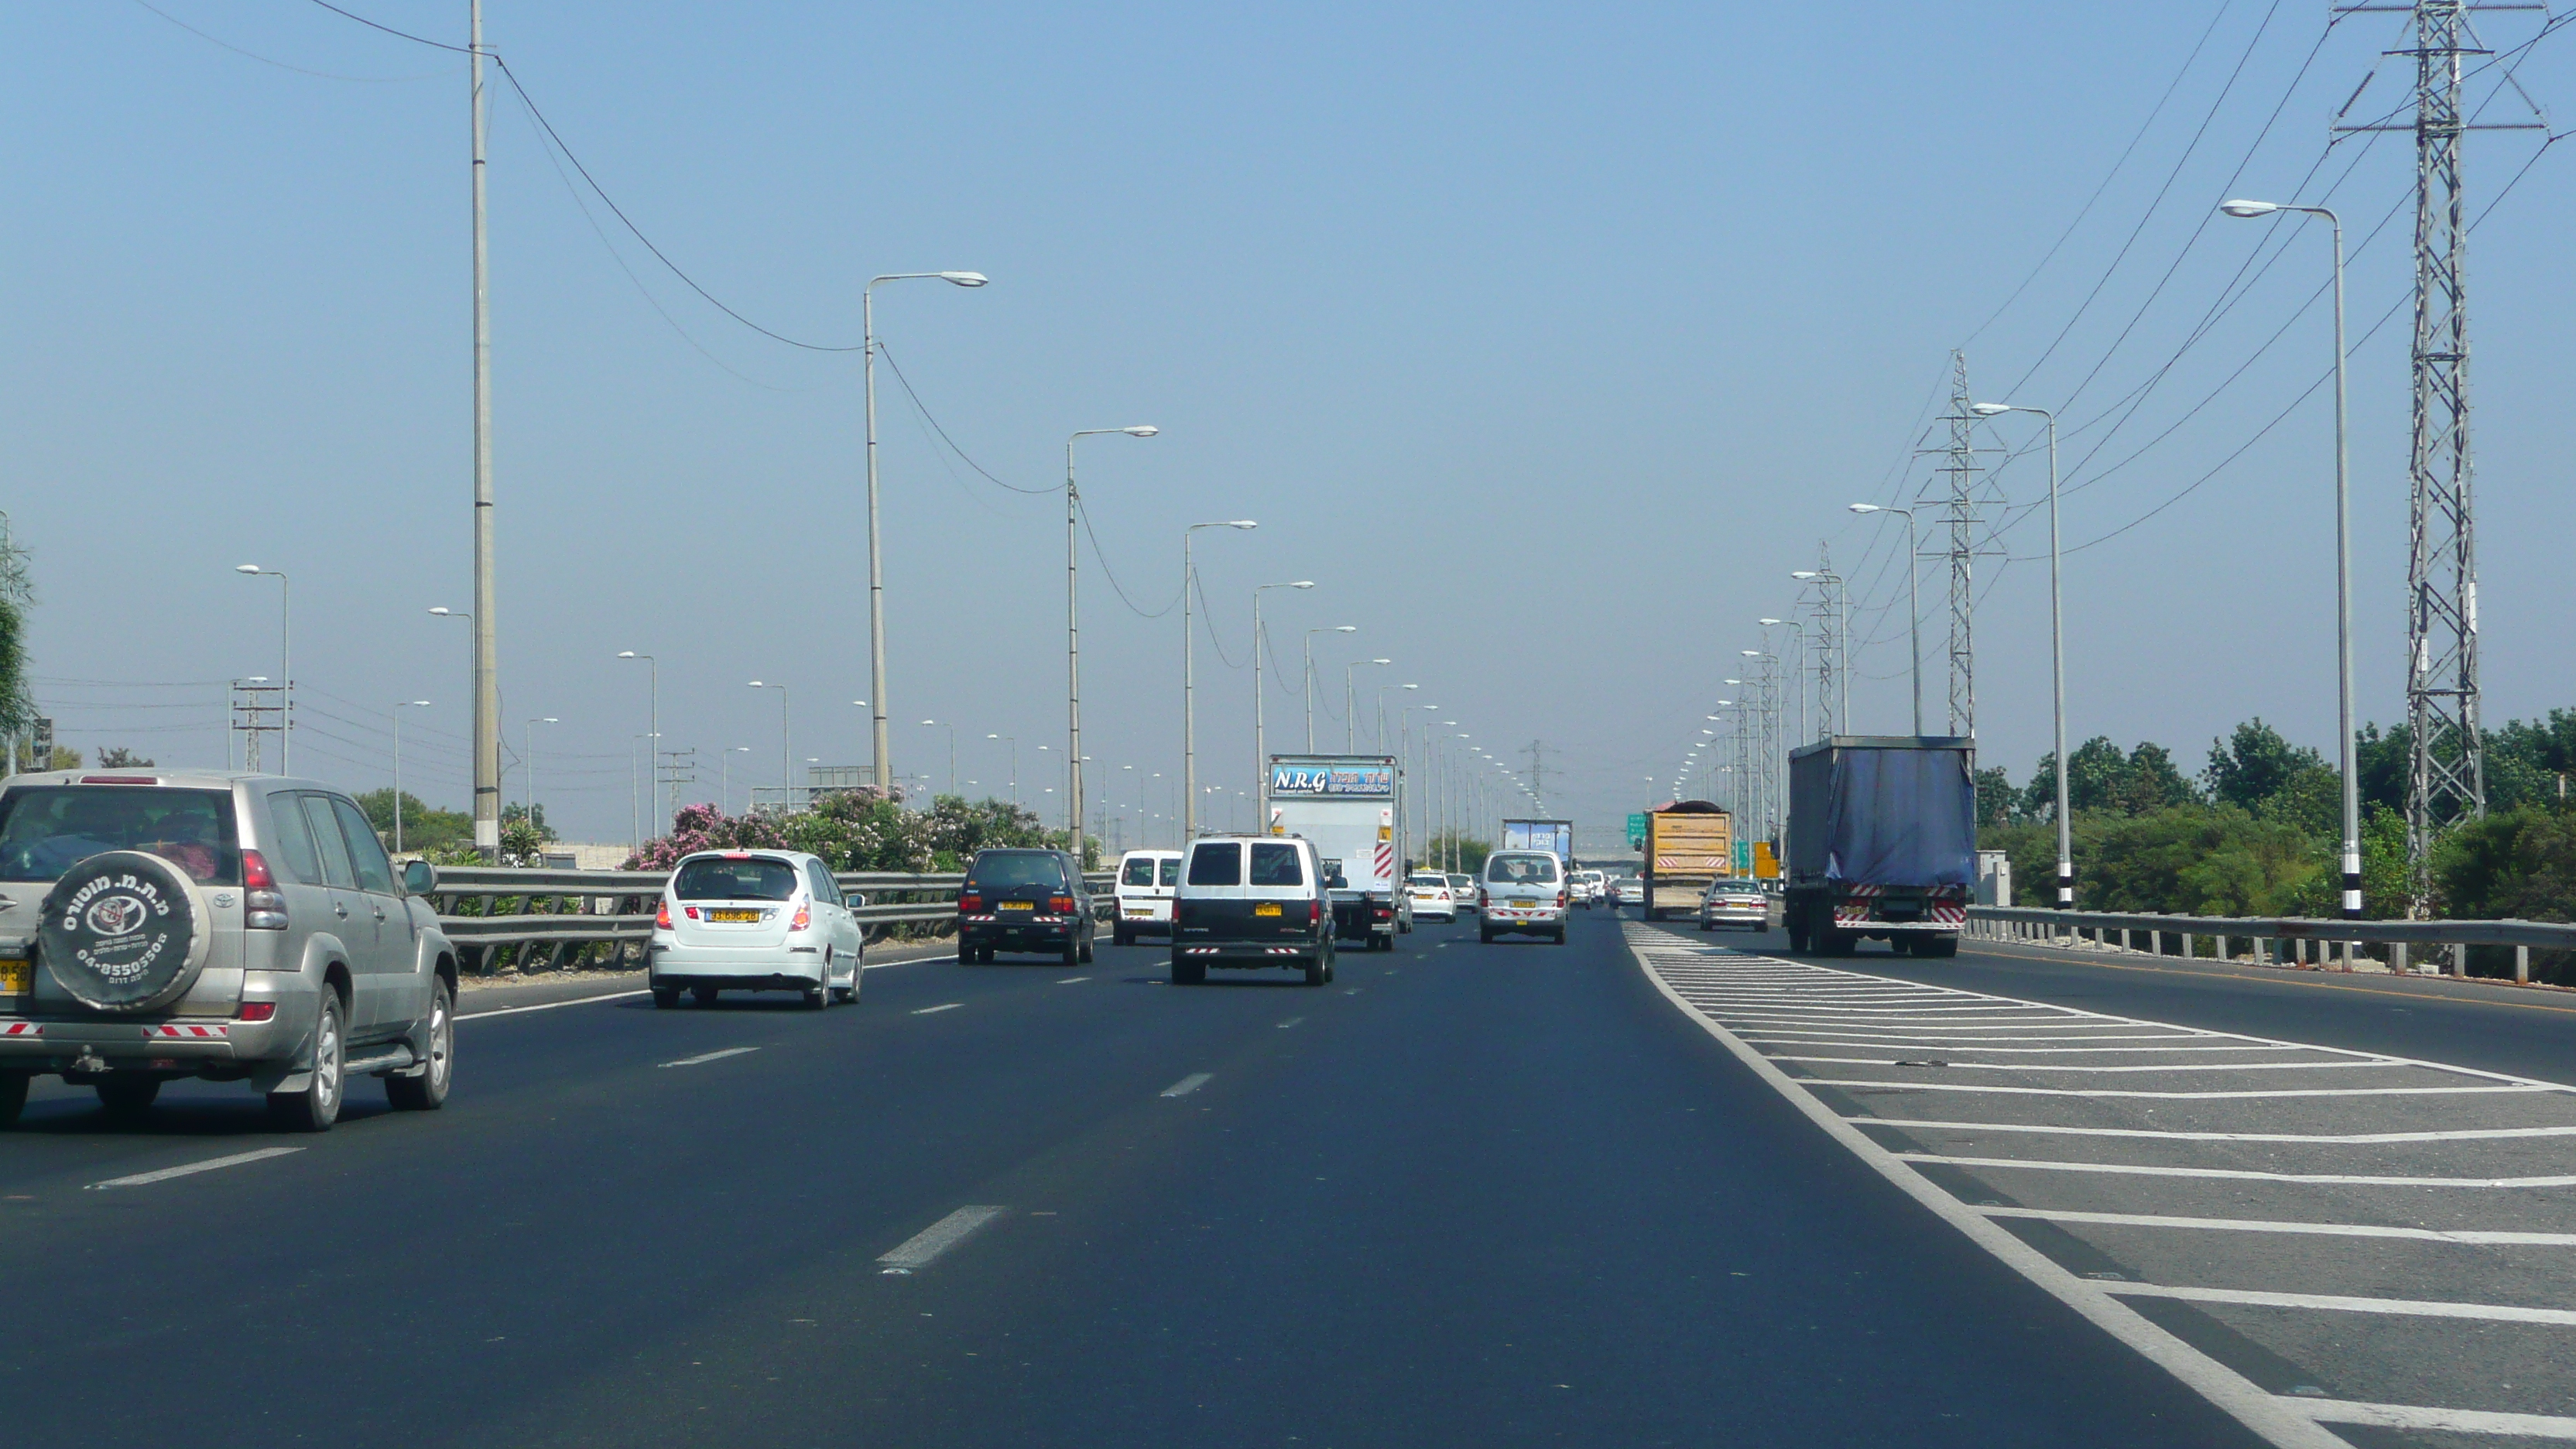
[1783,736,1975,957]
[1268,754,1407,951]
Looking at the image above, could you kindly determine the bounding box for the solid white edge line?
[1978,1205,2576,1246]
[876,1204,1006,1271]
[88,1146,303,1190]
[1770,1056,2386,1074]
[659,1046,761,1068]
[2105,1281,2576,1327]
[1797,1078,2539,1099]
[1622,925,2349,1449]
[1160,1072,1212,1098]
[2296,1399,2576,1438]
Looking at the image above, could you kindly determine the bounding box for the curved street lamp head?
[2219,198,2282,218]
[1789,570,1818,581]
[1848,503,1882,514]
[539,715,557,724]
[615,648,635,656]
[1969,402,2013,417]
[235,564,262,575]
[1122,425,1160,437]
[748,680,766,688]
[1228,519,1257,529]
[920,719,937,726]
[1371,657,1392,666]
[1759,618,1783,627]
[938,271,989,286]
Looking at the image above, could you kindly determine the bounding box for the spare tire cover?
[39,851,211,1012]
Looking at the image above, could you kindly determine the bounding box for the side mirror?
[402,859,439,896]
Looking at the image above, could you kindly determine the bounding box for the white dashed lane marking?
[659,1046,759,1068]
[1160,1073,1212,1098]
[88,1147,303,1190]
[912,1003,963,1016]
[876,1206,1006,1274]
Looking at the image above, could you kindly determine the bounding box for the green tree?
[1425,831,1490,874]
[358,789,473,854]
[2118,742,2199,814]
[2204,718,2325,810]
[96,747,154,769]
[1973,766,2019,827]
[0,522,35,746]
[2430,807,2576,984]
[501,801,558,843]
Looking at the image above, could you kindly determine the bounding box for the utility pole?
[468,0,502,858]
[1941,351,1979,738]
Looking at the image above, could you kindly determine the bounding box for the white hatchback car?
[1405,871,1457,923]
[1113,848,1183,946]
[649,850,865,1009]
[1571,868,1606,907]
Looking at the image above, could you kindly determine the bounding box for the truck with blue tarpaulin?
[1783,735,1975,957]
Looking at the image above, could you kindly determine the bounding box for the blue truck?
[1783,736,1977,958]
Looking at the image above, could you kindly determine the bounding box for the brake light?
[1479,889,1488,907]
[1373,906,1392,920]
[656,902,672,930]
[241,850,286,930]
[722,851,750,859]
[790,903,811,932]
[236,1002,276,1023]
[959,893,984,913]
[1049,895,1077,915]
[1557,891,1568,909]
[81,775,159,786]
[684,905,701,920]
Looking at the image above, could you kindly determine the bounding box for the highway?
[5,909,2571,1447]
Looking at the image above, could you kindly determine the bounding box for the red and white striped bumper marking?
[2,1021,40,1037]
[151,1023,228,1039]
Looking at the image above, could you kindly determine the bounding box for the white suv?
[649,851,865,1009]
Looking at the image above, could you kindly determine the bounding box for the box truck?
[1783,736,1977,957]
[1268,754,1408,951]
[1499,818,1575,866]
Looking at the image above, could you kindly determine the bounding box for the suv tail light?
[1049,895,1076,915]
[655,901,672,930]
[790,903,812,932]
[241,849,287,930]
[1310,899,1322,925]
[959,893,983,913]
[236,1002,276,1022]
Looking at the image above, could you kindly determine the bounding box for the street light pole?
[1066,426,1160,864]
[1184,521,1257,838]
[1252,581,1315,829]
[524,716,557,831]
[749,681,790,813]
[468,0,500,858]
[1347,659,1390,751]
[2222,200,2358,927]
[1971,400,2068,909]
[235,566,289,771]
[862,270,987,797]
[920,720,957,795]
[1845,507,1923,735]
[1304,625,1356,751]
[722,745,751,816]
[392,700,430,851]
[615,651,658,830]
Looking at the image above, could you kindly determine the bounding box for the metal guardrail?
[426,865,1115,971]
[1965,905,2576,983]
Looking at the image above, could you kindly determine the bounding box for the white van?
[1112,848,1183,946]
[1478,850,1569,945]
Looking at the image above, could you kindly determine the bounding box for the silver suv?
[0,770,459,1132]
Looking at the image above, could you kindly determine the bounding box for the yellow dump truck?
[1641,802,1734,920]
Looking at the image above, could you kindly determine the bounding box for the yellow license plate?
[0,959,25,995]
[1510,899,1536,909]
[708,909,762,923]
[1125,908,1151,918]
[999,901,1035,911]
[1253,903,1283,917]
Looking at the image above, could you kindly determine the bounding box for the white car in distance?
[1406,871,1458,923]
[649,850,865,1009]
[1113,848,1183,946]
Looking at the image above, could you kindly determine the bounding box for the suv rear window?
[0,786,242,885]
[1186,842,1241,886]
[1249,842,1305,886]
[673,856,800,901]
[1486,853,1558,885]
[968,851,1066,889]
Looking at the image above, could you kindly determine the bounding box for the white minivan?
[1478,850,1569,945]
[649,850,865,1009]
[1112,848,1183,947]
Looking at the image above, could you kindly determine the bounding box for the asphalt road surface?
[4,907,2565,1446]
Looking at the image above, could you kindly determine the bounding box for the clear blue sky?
[9,2,2574,845]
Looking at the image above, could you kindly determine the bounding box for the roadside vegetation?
[1977,711,2576,982]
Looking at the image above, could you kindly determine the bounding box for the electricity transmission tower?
[2338,0,2541,915]
[1938,351,1983,737]
[1522,741,1549,811]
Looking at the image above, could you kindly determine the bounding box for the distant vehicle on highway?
[1605,874,1642,906]
[1570,868,1606,907]
[1267,754,1406,951]
[1478,850,1568,945]
[1446,872,1476,913]
[1406,870,1457,923]
[1784,736,1973,957]
[1641,803,1733,920]
[1173,834,1334,985]
[958,848,1095,965]
[652,849,865,1009]
[1112,848,1181,947]
[0,770,459,1131]
[1698,879,1770,932]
